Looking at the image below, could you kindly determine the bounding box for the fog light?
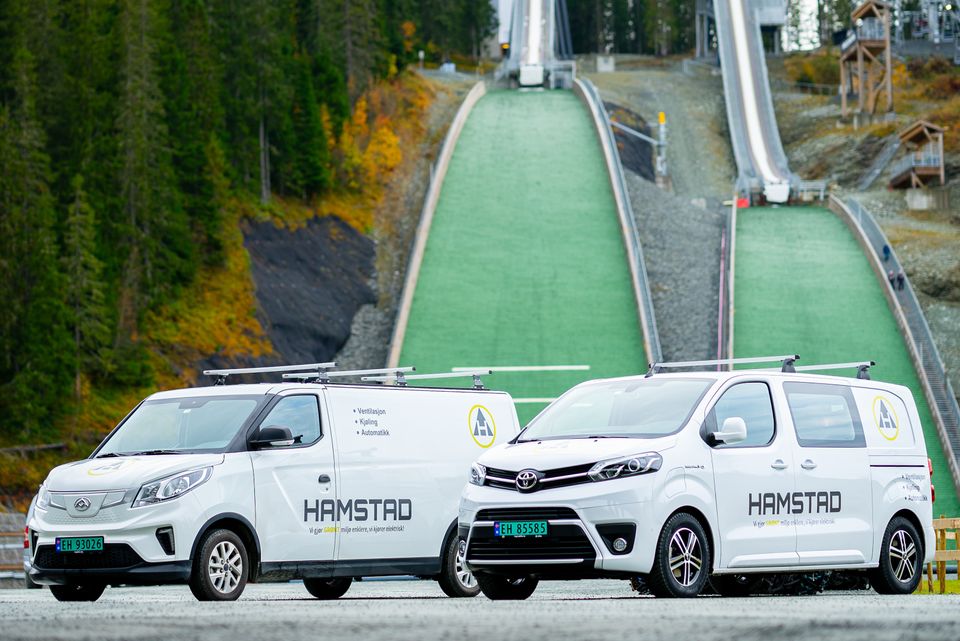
[613,537,628,553]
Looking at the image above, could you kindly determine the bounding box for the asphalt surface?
[3,580,960,641]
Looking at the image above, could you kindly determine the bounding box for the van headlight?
[469,463,487,486]
[133,467,212,507]
[588,453,662,482]
[36,485,51,510]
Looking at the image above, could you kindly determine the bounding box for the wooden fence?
[922,517,960,594]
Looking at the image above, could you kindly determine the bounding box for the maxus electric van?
[27,364,519,602]
[460,356,936,600]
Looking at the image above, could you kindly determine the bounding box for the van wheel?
[438,537,480,598]
[303,577,352,599]
[189,529,248,601]
[49,583,105,602]
[648,512,711,598]
[475,574,539,600]
[869,517,922,595]
[711,574,762,597]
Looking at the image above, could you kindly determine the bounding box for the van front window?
[96,396,263,456]
[518,378,713,441]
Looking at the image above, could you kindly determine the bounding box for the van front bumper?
[28,559,192,586]
[460,481,659,578]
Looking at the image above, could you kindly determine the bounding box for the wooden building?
[889,120,946,189]
[840,1,893,117]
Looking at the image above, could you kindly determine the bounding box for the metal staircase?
[857,135,901,190]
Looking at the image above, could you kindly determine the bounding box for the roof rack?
[646,355,799,377]
[203,362,337,385]
[759,361,876,380]
[362,369,493,390]
[282,367,416,384]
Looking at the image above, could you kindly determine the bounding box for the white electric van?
[460,356,936,600]
[26,364,519,602]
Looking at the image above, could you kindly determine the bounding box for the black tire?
[648,512,711,598]
[475,574,539,600]
[869,516,922,595]
[711,574,762,597]
[189,528,249,601]
[49,583,105,602]
[303,577,352,600]
[438,536,480,598]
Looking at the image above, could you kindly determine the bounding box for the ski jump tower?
[840,1,894,119]
[497,0,575,88]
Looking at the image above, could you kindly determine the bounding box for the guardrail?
[891,152,943,178]
[574,78,663,364]
[386,81,487,369]
[829,195,960,496]
[0,529,23,581]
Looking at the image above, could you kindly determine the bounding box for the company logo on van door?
[303,498,412,522]
[748,491,842,515]
[468,405,496,448]
[872,396,900,441]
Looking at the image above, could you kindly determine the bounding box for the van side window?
[705,382,775,448]
[784,382,865,448]
[259,395,322,446]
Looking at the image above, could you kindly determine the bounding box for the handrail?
[574,78,662,364]
[828,195,960,495]
[386,81,487,368]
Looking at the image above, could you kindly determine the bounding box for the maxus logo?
[468,404,496,448]
[873,396,900,441]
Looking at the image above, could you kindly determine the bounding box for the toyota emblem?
[516,470,540,492]
[74,497,91,512]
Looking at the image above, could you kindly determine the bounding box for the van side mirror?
[713,417,747,445]
[250,426,300,449]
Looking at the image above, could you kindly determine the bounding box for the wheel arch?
[190,513,262,582]
[889,508,926,557]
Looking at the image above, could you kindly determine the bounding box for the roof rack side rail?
[282,367,416,384]
[362,369,493,390]
[645,354,800,377]
[788,361,876,379]
[203,362,337,385]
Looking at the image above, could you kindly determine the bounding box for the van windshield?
[95,396,264,456]
[517,378,713,441]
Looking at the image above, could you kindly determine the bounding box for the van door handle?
[801,460,817,470]
[318,474,331,483]
[771,459,788,470]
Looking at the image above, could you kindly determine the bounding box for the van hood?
[44,454,225,492]
[477,436,676,471]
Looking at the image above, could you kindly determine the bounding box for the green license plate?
[56,536,104,553]
[495,521,548,538]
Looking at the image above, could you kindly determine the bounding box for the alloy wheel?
[208,540,243,594]
[456,540,477,589]
[889,528,917,583]
[669,527,703,587]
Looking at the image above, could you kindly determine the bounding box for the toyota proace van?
[460,358,936,599]
[27,366,519,601]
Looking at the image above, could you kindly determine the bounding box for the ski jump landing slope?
[734,206,958,515]
[397,90,647,424]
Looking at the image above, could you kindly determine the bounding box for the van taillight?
[929,458,935,503]
[23,526,29,549]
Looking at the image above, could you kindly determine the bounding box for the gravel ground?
[4,581,960,641]
[588,65,733,361]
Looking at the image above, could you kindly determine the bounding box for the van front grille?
[34,544,143,570]
[476,507,579,521]
[467,523,596,562]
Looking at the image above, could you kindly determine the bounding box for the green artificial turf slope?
[734,205,958,516]
[399,90,646,424]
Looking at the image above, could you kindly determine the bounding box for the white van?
[460,356,936,599]
[26,365,519,602]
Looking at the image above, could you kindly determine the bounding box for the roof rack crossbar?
[362,369,493,390]
[283,367,416,384]
[451,365,590,373]
[761,361,877,379]
[645,354,799,377]
[203,362,337,385]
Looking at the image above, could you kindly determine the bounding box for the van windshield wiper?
[94,452,123,458]
[128,449,185,456]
